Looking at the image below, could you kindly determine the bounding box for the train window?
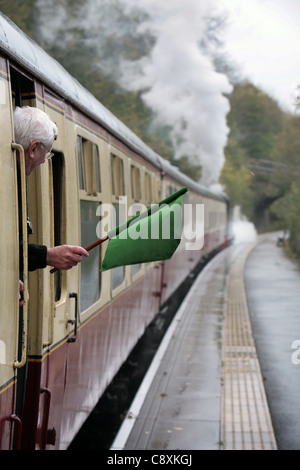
[77,135,102,310]
[83,139,94,193]
[51,152,64,302]
[80,200,101,311]
[145,173,152,205]
[129,202,145,277]
[94,144,101,193]
[131,165,141,202]
[111,202,126,289]
[77,136,85,190]
[10,67,36,108]
[111,154,124,197]
[209,212,217,230]
[77,136,101,195]
[154,179,162,203]
[168,185,176,196]
[110,154,126,289]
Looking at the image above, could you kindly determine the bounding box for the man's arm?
[46,245,89,270]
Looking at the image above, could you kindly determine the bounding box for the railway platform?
[111,232,300,450]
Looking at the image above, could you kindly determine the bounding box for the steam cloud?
[37,0,232,187]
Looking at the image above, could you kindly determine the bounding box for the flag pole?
[50,235,109,274]
[84,234,109,252]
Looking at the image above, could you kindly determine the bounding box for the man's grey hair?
[14,106,58,150]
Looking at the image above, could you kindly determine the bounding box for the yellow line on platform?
[221,242,277,450]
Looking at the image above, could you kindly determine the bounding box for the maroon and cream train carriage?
[0,13,228,450]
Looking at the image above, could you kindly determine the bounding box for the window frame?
[76,133,103,313]
[77,135,101,196]
[110,152,126,291]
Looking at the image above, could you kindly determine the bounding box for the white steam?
[37,0,232,186]
[230,206,257,244]
[117,0,233,186]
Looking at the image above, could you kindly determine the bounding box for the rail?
[12,143,28,369]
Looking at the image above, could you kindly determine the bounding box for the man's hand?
[19,280,29,306]
[46,245,89,270]
[19,280,25,306]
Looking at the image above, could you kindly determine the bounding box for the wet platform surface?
[221,240,276,450]
[246,235,300,450]
[111,233,300,450]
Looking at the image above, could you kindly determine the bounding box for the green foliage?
[222,81,286,227]
[269,114,300,196]
[221,138,255,218]
[0,0,40,38]
[271,181,300,256]
[227,81,283,161]
[223,80,300,257]
[267,113,300,256]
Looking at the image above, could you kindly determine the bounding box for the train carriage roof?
[0,12,227,203]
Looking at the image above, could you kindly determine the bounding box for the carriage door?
[8,67,35,449]
[0,64,28,450]
[37,94,82,449]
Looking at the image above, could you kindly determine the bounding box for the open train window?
[10,67,36,108]
[51,152,64,302]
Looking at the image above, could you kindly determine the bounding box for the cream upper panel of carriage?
[110,148,163,214]
[70,115,162,213]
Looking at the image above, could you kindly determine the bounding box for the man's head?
[14,106,58,175]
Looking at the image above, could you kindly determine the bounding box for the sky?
[219,0,300,113]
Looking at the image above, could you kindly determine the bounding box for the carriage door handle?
[68,293,78,343]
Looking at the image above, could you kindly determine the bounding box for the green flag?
[101,187,188,271]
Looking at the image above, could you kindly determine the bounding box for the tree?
[223,81,287,228]
[268,113,300,198]
[221,138,254,218]
[271,181,300,256]
[228,81,283,161]
[0,0,40,38]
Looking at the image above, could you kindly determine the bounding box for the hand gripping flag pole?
[50,187,187,274]
[49,235,109,274]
